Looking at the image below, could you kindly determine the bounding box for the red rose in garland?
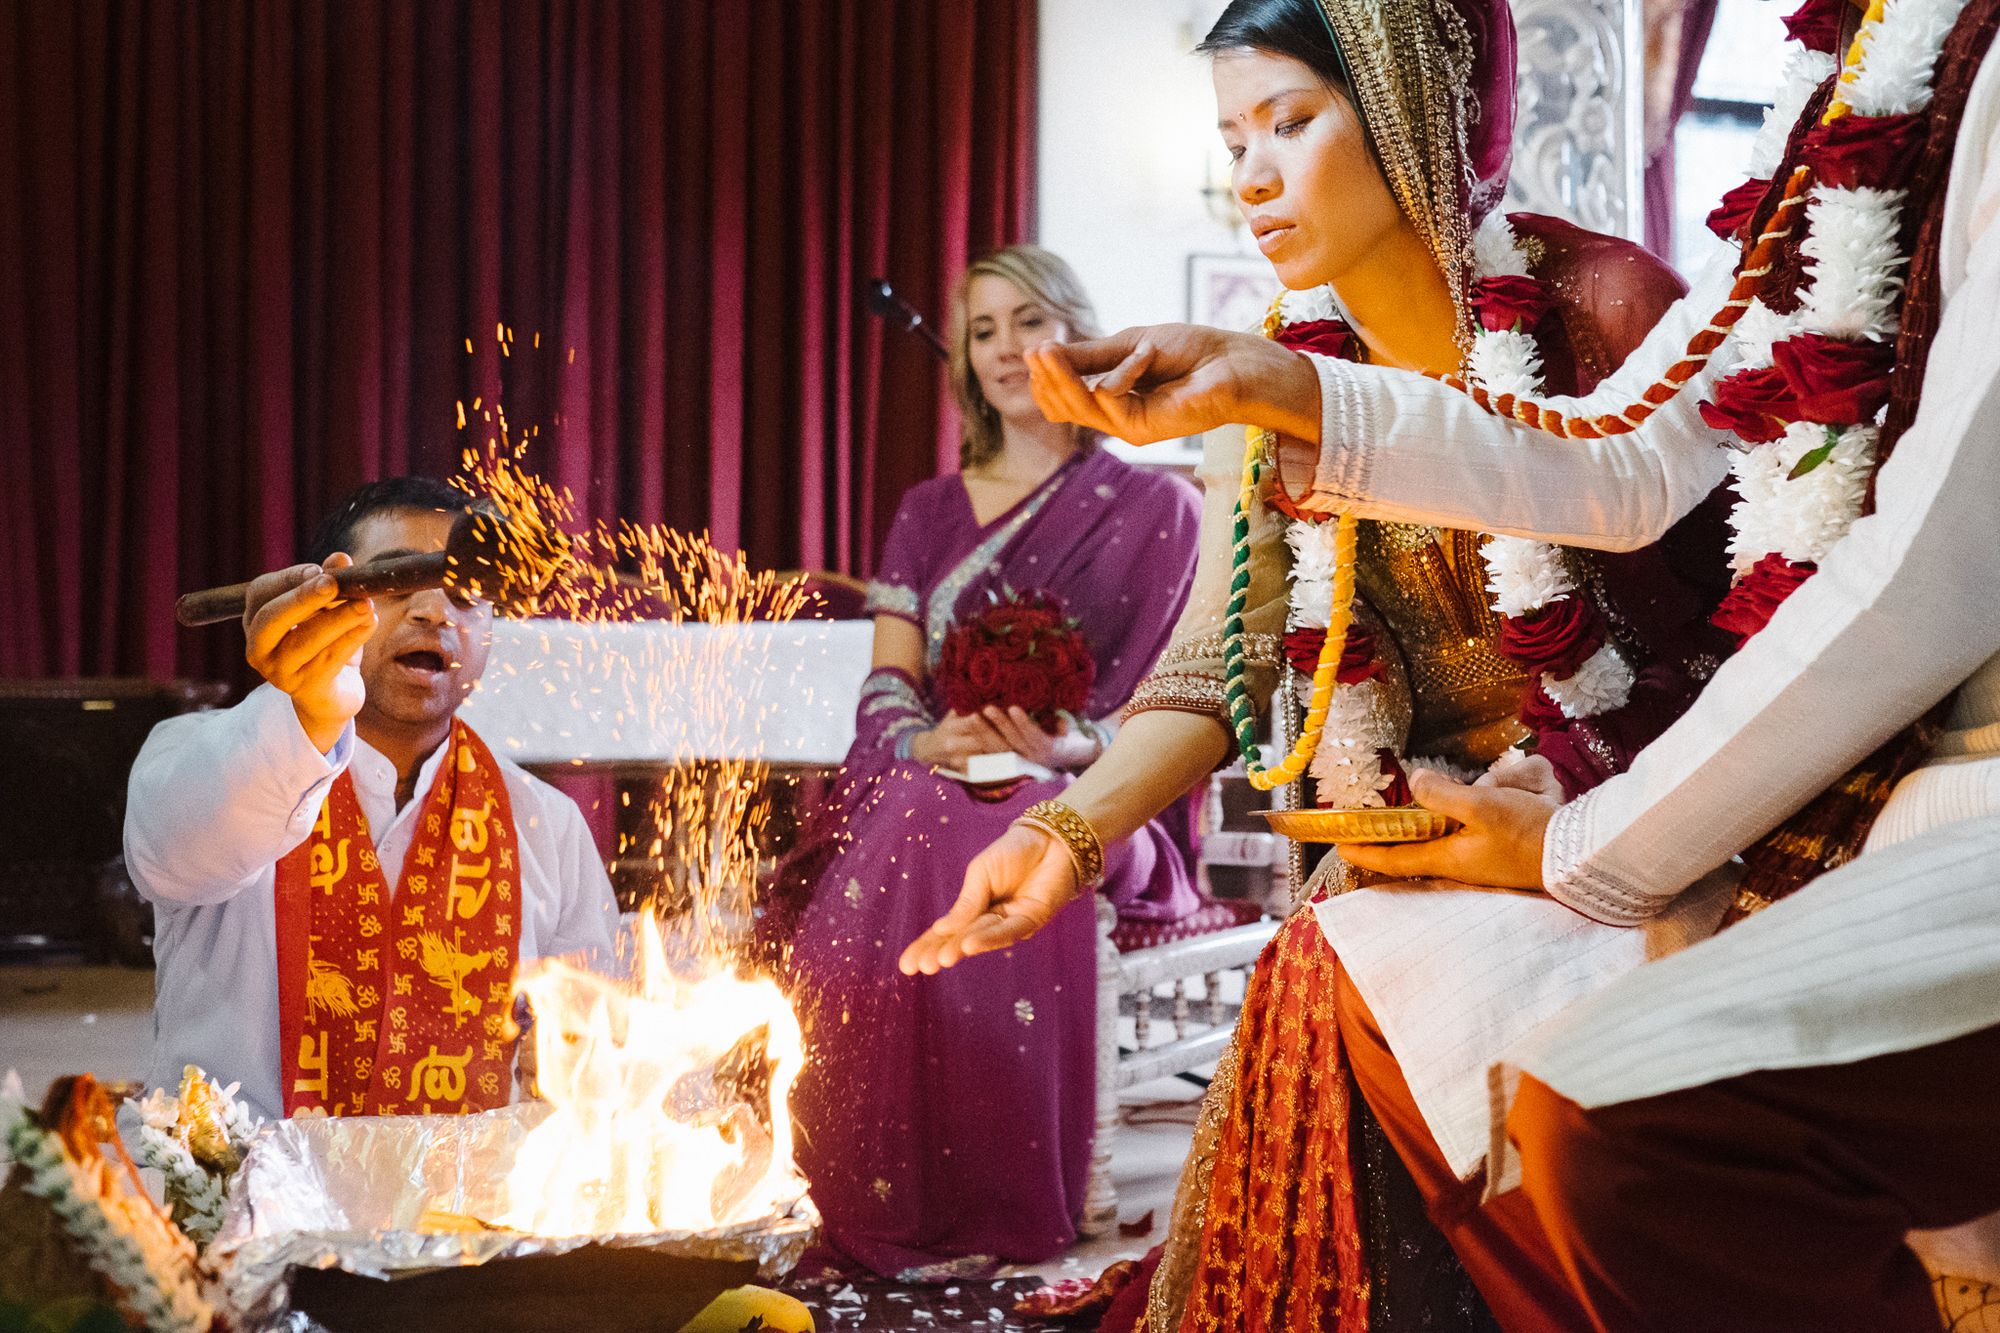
[1700,364,1797,444]
[1498,594,1608,679]
[1706,176,1771,242]
[1782,0,1846,53]
[1802,111,1927,190]
[1376,752,1413,807]
[1518,680,1569,734]
[1272,319,1357,360]
[935,589,1097,730]
[1772,333,1897,424]
[1712,554,1818,646]
[1470,275,1555,333]
[1281,622,1383,683]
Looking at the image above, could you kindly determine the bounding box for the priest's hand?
[1023,325,1321,447]
[243,552,377,755]
[898,822,1080,975]
[1339,768,1555,890]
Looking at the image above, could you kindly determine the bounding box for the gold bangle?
[1017,799,1106,891]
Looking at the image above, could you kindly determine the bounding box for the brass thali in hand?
[1259,806,1457,844]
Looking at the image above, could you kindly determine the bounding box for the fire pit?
[209,903,816,1332]
[209,1104,814,1331]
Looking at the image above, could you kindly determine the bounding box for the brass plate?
[1259,806,1457,844]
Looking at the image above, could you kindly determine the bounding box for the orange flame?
[501,909,807,1235]
[451,361,819,1238]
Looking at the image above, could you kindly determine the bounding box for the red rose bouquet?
[935,589,1096,731]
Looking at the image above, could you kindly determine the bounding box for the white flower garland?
[1282,213,1635,804]
[1464,214,1634,720]
[1,1079,213,1332]
[1750,50,1840,178]
[133,1069,260,1250]
[1722,0,1964,579]
[1289,518,1404,806]
[1844,0,1964,115]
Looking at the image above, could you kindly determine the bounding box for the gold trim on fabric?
[1126,632,1284,723]
[1315,0,1480,348]
[863,580,920,619]
[1124,674,1232,723]
[923,487,1062,669]
[1156,630,1281,672]
[1147,1034,1242,1333]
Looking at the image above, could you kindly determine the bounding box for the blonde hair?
[948,245,1102,469]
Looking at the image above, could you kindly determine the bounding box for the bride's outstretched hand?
[898,823,1081,975]
[1338,769,1555,890]
[1023,326,1321,447]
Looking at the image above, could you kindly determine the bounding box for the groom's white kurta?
[1285,43,2000,1191]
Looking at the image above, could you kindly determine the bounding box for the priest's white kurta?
[1281,41,2000,1191]
[125,683,620,1121]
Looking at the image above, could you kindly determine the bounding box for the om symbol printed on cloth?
[275,720,521,1117]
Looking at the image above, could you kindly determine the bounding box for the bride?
[904,0,1733,1326]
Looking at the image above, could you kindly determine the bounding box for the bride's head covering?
[1204,0,1518,342]
[1314,0,1516,246]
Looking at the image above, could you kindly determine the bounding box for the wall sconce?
[1201,146,1242,230]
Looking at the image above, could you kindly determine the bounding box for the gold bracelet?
[1017,799,1106,891]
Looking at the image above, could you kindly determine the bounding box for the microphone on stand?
[864,278,949,362]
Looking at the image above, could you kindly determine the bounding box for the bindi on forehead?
[1218,86,1322,129]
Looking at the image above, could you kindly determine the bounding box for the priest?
[126,477,619,1122]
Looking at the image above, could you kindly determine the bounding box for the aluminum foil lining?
[208,1104,815,1331]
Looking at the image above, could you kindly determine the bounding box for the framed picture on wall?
[1187,252,1281,332]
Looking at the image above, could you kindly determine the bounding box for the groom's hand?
[1023,326,1321,446]
[1340,769,1555,890]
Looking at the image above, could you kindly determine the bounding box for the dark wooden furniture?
[0,678,227,962]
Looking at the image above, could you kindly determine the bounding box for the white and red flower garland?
[1,1075,213,1332]
[1700,0,1965,642]
[1274,214,1640,808]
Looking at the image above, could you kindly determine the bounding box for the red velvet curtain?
[0,0,1035,684]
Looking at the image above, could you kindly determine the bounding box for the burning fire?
[452,347,820,1240]
[500,910,807,1236]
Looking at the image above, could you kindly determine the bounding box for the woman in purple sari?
[785,246,1202,1279]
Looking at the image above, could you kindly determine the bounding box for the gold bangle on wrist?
[1017,799,1106,891]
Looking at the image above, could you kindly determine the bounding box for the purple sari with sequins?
[785,447,1202,1278]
